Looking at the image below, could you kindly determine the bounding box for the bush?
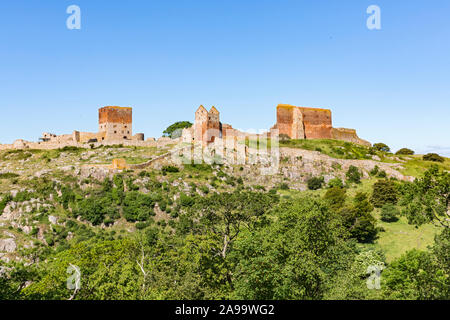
[371,180,398,208]
[370,165,379,176]
[162,166,180,173]
[373,143,390,153]
[279,183,290,190]
[381,203,399,222]
[328,177,344,188]
[0,172,20,179]
[307,176,324,190]
[396,148,414,155]
[346,166,361,184]
[423,153,444,163]
[377,170,387,178]
[324,187,346,211]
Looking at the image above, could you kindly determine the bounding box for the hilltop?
[0,138,448,300]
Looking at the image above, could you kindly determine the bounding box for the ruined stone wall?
[99,106,133,141]
[297,107,332,139]
[332,128,371,147]
[275,105,295,139]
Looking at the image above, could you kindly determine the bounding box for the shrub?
[396,148,414,155]
[307,176,324,190]
[346,165,361,184]
[328,177,344,188]
[380,203,399,222]
[324,187,346,211]
[423,153,444,163]
[371,180,398,208]
[279,183,290,190]
[377,170,387,178]
[373,143,390,153]
[162,166,180,174]
[0,172,20,179]
[370,165,379,176]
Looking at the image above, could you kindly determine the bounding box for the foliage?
[307,176,324,190]
[323,187,346,211]
[395,148,414,155]
[399,166,449,228]
[346,165,361,184]
[373,143,390,153]
[328,177,344,188]
[163,121,193,138]
[380,203,400,222]
[371,180,398,208]
[422,153,444,163]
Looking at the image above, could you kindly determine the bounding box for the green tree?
[400,166,449,228]
[231,197,350,300]
[163,121,193,138]
[324,187,347,211]
[373,143,390,153]
[395,148,414,155]
[307,176,324,190]
[346,165,361,184]
[380,203,399,222]
[371,179,398,208]
[423,153,444,163]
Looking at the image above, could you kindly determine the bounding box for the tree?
[340,193,377,243]
[231,197,349,300]
[373,143,390,153]
[382,249,446,300]
[307,176,324,190]
[163,121,193,139]
[423,153,444,163]
[324,187,347,211]
[371,179,398,208]
[346,165,361,184]
[193,191,278,259]
[395,148,414,155]
[328,177,344,188]
[400,166,449,228]
[380,203,399,222]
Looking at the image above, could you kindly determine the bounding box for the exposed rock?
[48,215,58,225]
[0,238,17,253]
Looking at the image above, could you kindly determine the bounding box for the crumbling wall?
[332,128,371,147]
[99,106,133,141]
[297,107,332,139]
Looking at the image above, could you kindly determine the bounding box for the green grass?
[398,155,450,177]
[279,139,372,160]
[373,212,441,262]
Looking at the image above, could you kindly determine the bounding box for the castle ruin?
[183,104,371,147]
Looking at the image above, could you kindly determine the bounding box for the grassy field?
[280,139,372,160]
[398,154,450,176]
[373,212,441,262]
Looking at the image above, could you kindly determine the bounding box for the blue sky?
[0,0,449,155]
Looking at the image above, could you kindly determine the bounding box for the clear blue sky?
[1,0,449,155]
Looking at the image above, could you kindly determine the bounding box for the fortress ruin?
[182,104,371,147]
[0,106,172,150]
[0,103,371,151]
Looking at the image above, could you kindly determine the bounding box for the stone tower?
[194,105,208,143]
[207,106,221,143]
[98,106,133,141]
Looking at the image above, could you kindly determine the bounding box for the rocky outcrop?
[0,238,17,253]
